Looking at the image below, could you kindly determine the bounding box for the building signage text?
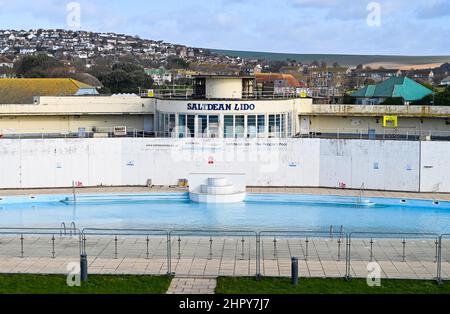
[187,103,255,111]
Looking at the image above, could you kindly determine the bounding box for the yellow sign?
[383,116,398,128]
[147,89,154,97]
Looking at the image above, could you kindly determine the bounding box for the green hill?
[210,49,450,67]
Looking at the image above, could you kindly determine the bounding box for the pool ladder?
[60,221,77,237]
[358,183,365,205]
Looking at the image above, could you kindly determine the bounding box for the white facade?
[0,138,449,193]
[205,78,243,99]
[154,98,308,138]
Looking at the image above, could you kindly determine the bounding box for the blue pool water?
[0,193,450,233]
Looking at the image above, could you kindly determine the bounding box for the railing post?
[305,236,309,261]
[370,238,374,262]
[402,238,406,262]
[273,237,277,260]
[208,236,213,260]
[167,232,172,276]
[337,237,342,262]
[437,236,442,284]
[20,234,24,258]
[146,235,150,260]
[345,234,352,280]
[51,234,55,259]
[114,235,118,259]
[256,233,261,279]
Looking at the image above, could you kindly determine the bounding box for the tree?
[380,97,404,106]
[95,62,154,94]
[412,85,450,106]
[166,56,189,70]
[333,62,340,68]
[14,53,70,78]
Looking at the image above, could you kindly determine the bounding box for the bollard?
[80,254,88,282]
[291,257,299,286]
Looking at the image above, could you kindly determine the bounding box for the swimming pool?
[0,193,449,233]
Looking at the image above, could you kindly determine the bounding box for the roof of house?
[255,73,304,88]
[441,76,450,83]
[350,76,433,101]
[0,56,13,64]
[71,73,104,88]
[0,78,96,104]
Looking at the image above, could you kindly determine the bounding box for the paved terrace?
[1,234,450,280]
[1,186,449,201]
[1,186,449,280]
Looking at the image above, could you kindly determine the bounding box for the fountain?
[189,177,246,204]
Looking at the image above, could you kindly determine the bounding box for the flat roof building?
[0,76,448,140]
[0,78,99,104]
[153,75,309,138]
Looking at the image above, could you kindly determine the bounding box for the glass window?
[158,113,164,137]
[198,115,208,138]
[287,113,292,137]
[179,114,186,138]
[235,115,245,138]
[209,116,219,138]
[169,114,176,136]
[281,114,286,138]
[224,115,234,138]
[247,115,257,138]
[276,114,281,137]
[268,115,276,138]
[187,115,195,138]
[258,115,266,137]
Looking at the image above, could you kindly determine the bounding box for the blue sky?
[0,0,449,55]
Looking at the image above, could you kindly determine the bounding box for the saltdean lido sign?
[187,103,255,111]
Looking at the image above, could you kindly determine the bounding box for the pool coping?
[0,186,449,201]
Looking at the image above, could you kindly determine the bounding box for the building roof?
[350,76,433,101]
[71,73,104,88]
[193,75,254,79]
[0,56,12,63]
[441,76,450,83]
[255,73,304,88]
[0,78,96,104]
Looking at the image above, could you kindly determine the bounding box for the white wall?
[319,140,420,191]
[420,141,450,192]
[0,138,448,192]
[205,78,243,99]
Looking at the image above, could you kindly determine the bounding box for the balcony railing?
[140,89,306,100]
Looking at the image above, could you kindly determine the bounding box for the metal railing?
[2,226,450,282]
[2,127,449,141]
[348,232,440,281]
[0,128,158,140]
[296,128,450,141]
[0,227,82,258]
[139,89,305,100]
[169,230,258,277]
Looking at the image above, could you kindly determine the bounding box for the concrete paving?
[1,186,449,201]
[0,186,448,280]
[1,234,449,280]
[167,278,217,294]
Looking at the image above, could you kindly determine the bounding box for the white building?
[0,75,449,140]
[440,76,450,86]
[154,76,304,138]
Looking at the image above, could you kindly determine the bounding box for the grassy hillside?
[211,49,450,67]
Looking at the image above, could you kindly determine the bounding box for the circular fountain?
[189,177,246,204]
